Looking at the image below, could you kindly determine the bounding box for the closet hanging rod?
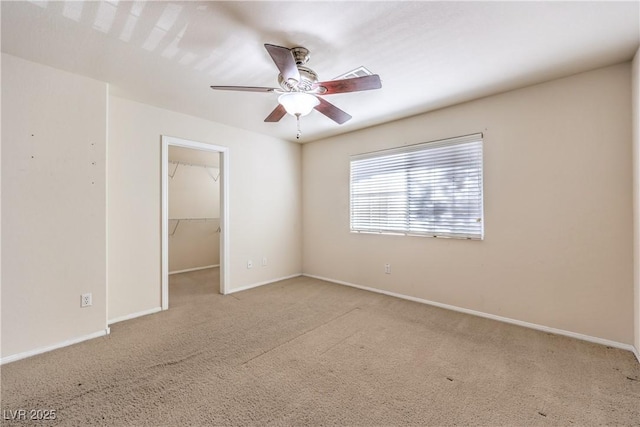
[168,160,217,169]
[168,161,220,181]
[169,217,219,221]
[169,218,220,236]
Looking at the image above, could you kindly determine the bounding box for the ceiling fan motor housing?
[275,46,318,92]
[278,65,318,92]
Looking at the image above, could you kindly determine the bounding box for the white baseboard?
[169,264,219,275]
[633,346,640,364]
[227,273,302,294]
[304,274,638,356]
[1,328,110,365]
[108,307,162,325]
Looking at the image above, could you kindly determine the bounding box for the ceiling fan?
[210,44,382,139]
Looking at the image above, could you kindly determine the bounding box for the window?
[350,133,483,240]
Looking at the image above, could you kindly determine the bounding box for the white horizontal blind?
[350,134,483,239]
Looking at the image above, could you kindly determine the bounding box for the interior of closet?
[168,146,221,276]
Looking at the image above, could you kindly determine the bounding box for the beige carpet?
[1,269,639,426]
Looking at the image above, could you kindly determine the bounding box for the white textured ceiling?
[2,1,639,143]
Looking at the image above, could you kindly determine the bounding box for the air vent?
[333,66,373,80]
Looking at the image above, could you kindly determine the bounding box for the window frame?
[349,133,484,240]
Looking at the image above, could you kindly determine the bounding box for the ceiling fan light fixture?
[278,92,319,117]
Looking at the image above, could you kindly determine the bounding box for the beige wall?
[108,96,302,321]
[633,48,640,358]
[1,54,108,359]
[168,147,220,273]
[303,63,633,344]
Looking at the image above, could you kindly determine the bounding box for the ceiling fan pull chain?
[296,113,302,139]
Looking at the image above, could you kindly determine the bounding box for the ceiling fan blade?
[264,104,287,122]
[314,97,352,124]
[314,75,382,95]
[210,86,279,93]
[264,44,300,84]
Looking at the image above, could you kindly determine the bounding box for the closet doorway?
[161,136,229,310]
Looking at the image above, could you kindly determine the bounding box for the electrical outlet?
[81,293,92,307]
[247,259,253,269]
[384,263,391,274]
[262,257,267,267]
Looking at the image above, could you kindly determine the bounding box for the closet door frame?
[161,135,230,309]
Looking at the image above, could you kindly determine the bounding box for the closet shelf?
[169,161,220,181]
[169,217,220,236]
[169,217,219,221]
